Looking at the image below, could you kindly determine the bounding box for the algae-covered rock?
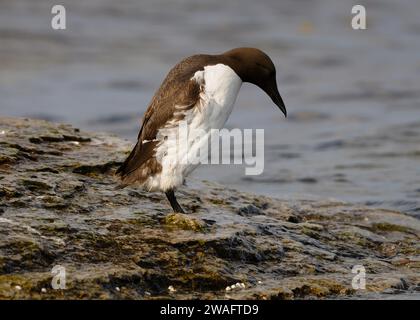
[163,213,207,232]
[0,117,419,300]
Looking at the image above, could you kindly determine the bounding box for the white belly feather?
[144,64,242,191]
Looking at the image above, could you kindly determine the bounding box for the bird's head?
[223,47,286,117]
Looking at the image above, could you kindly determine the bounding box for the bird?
[116,47,286,213]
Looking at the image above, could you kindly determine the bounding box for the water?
[1,0,419,216]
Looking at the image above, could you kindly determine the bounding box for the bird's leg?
[165,189,185,213]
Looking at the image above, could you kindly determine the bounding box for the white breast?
[145,64,242,192]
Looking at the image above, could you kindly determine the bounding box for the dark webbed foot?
[165,189,185,213]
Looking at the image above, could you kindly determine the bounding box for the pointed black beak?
[264,81,287,117]
[272,89,287,117]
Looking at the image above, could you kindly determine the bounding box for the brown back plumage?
[116,54,217,184]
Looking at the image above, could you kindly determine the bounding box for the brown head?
[222,47,286,117]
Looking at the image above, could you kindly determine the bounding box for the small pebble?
[15,285,22,291]
[168,285,176,293]
[145,291,151,296]
[41,288,47,293]
[258,280,263,284]
[0,130,5,135]
[70,141,80,146]
[115,287,120,292]
[227,282,246,291]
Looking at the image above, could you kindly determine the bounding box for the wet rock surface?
[0,117,419,300]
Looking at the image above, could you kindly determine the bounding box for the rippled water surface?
[1,0,419,216]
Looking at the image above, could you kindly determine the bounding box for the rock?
[0,117,419,299]
[163,213,207,232]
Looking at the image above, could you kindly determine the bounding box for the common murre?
[116,47,286,213]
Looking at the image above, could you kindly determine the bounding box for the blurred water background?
[0,0,419,216]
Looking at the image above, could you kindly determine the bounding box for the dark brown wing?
[116,55,211,181]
